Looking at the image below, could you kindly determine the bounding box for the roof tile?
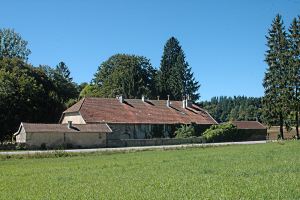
[232,121,266,129]
[20,122,112,133]
[64,98,217,125]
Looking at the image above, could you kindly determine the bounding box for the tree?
[263,14,292,139]
[202,123,238,142]
[200,96,262,123]
[92,54,157,99]
[0,58,62,140]
[56,62,72,81]
[288,16,300,139]
[158,37,200,100]
[0,28,31,61]
[39,62,79,104]
[79,84,102,98]
[175,124,195,138]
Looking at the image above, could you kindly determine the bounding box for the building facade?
[14,122,112,149]
[60,97,218,140]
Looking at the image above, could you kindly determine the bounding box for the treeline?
[0,29,200,140]
[200,96,262,123]
[262,15,300,139]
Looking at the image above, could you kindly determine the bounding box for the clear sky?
[0,0,299,100]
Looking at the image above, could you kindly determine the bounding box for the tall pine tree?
[288,16,300,138]
[158,37,200,100]
[263,14,292,139]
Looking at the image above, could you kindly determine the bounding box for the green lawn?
[0,142,299,199]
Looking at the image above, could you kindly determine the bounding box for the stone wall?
[61,112,86,124]
[107,137,204,148]
[237,129,267,141]
[107,124,175,140]
[23,132,107,149]
[15,126,26,143]
[107,123,211,140]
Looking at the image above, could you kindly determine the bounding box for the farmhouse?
[14,96,217,148]
[60,97,217,140]
[232,121,267,140]
[14,122,112,148]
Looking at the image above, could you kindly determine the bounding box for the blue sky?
[0,0,299,100]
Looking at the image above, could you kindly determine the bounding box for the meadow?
[0,141,299,199]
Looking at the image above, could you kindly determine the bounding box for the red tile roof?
[63,98,217,125]
[15,122,112,134]
[232,121,266,129]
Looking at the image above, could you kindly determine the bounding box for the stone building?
[14,122,112,148]
[60,97,218,140]
[232,121,267,140]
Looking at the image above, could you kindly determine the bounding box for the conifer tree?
[56,61,72,82]
[288,16,300,138]
[263,14,292,139]
[158,37,200,100]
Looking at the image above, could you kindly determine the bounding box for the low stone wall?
[0,143,16,150]
[237,129,267,141]
[107,137,205,148]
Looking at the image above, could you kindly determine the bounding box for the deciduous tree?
[92,54,157,99]
[0,28,31,61]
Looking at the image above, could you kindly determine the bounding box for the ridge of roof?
[232,121,266,129]
[63,98,85,113]
[15,122,112,134]
[62,97,217,125]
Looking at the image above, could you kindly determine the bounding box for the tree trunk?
[296,110,299,139]
[279,113,284,139]
[296,88,299,139]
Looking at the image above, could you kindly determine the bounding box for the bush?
[202,123,238,142]
[15,143,27,150]
[40,143,47,150]
[175,125,195,138]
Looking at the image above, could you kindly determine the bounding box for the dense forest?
[200,96,262,123]
[0,13,299,140]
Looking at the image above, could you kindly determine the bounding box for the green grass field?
[0,142,299,199]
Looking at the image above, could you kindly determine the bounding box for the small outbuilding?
[14,122,112,149]
[232,121,267,141]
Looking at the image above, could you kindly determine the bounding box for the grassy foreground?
[0,142,299,199]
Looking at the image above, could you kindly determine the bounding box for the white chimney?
[182,99,186,109]
[67,121,72,129]
[166,95,170,107]
[142,95,145,102]
[186,95,193,107]
[119,95,124,103]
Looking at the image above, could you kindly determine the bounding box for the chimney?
[142,95,145,102]
[186,95,193,107]
[157,96,160,100]
[119,95,124,103]
[182,99,186,109]
[67,121,72,129]
[166,95,170,107]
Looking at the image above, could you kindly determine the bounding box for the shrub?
[175,125,195,138]
[15,143,27,150]
[202,123,238,142]
[40,143,47,150]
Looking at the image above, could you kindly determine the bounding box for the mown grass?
[0,141,299,199]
